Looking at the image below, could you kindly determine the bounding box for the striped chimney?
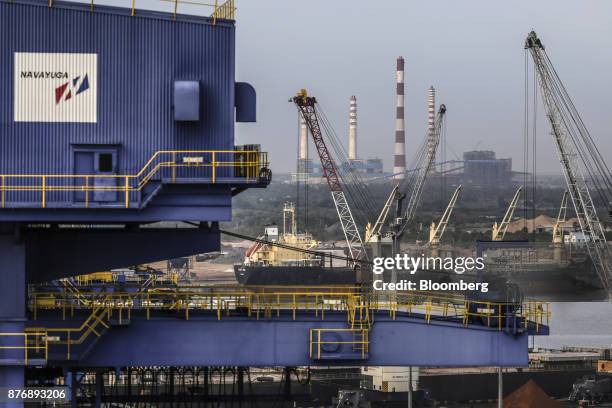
[393,56,406,179]
[349,95,357,160]
[299,114,308,161]
[427,86,436,155]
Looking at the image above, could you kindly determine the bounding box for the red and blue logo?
[55,74,90,104]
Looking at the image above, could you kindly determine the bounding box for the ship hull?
[234,265,356,285]
[487,259,607,301]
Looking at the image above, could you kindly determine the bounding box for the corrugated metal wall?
[0,0,235,178]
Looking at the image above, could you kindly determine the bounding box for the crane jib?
[291,92,366,262]
[525,31,612,290]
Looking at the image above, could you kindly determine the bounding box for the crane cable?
[317,105,378,222]
[219,229,480,278]
[220,228,372,266]
[536,49,612,211]
[315,104,378,228]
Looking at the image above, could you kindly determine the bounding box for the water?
[533,302,612,349]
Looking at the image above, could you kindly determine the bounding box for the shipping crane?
[553,191,569,263]
[429,185,462,256]
[492,187,522,241]
[365,184,400,243]
[525,31,612,289]
[292,90,366,261]
[394,104,447,240]
[552,191,569,246]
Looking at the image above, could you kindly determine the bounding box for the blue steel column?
[0,233,26,408]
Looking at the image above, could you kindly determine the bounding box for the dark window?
[98,153,113,173]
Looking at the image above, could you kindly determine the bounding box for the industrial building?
[462,150,513,186]
[295,95,385,181]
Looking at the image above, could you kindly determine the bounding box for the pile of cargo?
[503,379,561,408]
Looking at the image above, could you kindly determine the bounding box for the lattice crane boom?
[525,31,612,289]
[291,90,365,261]
[396,104,447,238]
[552,191,569,245]
[365,184,400,243]
[429,185,462,246]
[492,187,522,241]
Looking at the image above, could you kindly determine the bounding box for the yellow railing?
[46,0,237,23]
[0,149,268,209]
[309,328,369,360]
[30,306,111,361]
[28,285,550,333]
[0,332,48,365]
[211,0,235,22]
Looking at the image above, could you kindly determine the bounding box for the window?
[98,153,113,172]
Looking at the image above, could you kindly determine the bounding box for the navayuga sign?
[14,52,97,123]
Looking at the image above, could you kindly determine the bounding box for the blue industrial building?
[0,0,270,403]
[0,1,548,406]
[0,0,267,223]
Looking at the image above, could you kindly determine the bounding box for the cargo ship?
[234,203,356,285]
[476,240,606,300]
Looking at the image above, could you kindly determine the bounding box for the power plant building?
[299,95,385,181]
[393,57,406,179]
[462,150,512,186]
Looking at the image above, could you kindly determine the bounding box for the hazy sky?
[232,0,612,174]
[71,0,612,174]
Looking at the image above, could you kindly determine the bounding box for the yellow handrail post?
[85,176,89,208]
[213,0,218,25]
[1,175,5,208]
[124,176,129,208]
[309,330,312,359]
[42,176,46,208]
[131,0,135,16]
[212,152,216,184]
[172,152,177,183]
[24,334,28,366]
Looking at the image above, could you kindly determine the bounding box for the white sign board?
[14,52,97,123]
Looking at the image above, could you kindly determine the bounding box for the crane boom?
[552,191,569,245]
[292,90,365,261]
[429,185,462,246]
[365,184,399,243]
[492,187,522,241]
[396,104,447,238]
[525,31,612,289]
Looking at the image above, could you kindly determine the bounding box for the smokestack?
[393,57,406,179]
[427,86,435,154]
[299,114,308,161]
[349,95,357,160]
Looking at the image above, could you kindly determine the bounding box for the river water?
[533,302,612,349]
